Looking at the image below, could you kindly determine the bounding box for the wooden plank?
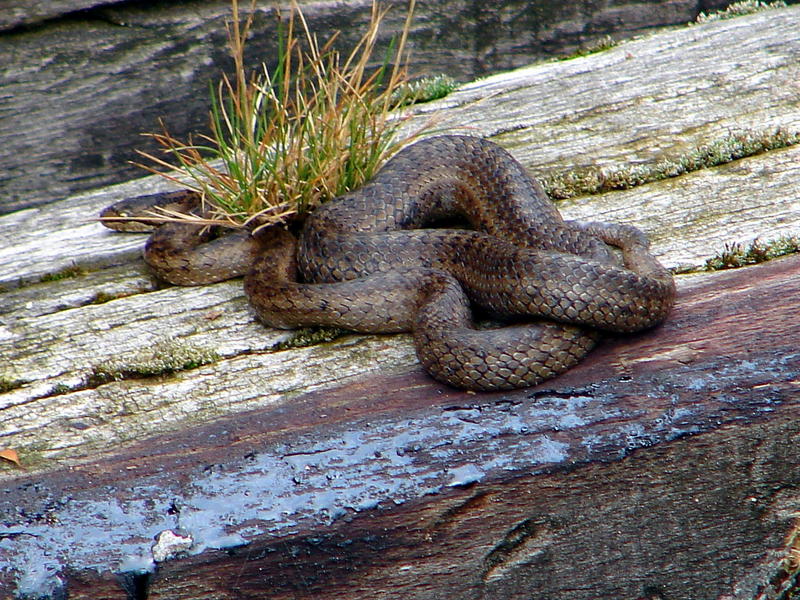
[1,255,798,598]
[2,7,800,599]
[2,143,799,470]
[0,0,707,215]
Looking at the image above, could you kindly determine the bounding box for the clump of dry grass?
[135,0,423,232]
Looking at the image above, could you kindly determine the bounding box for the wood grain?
[2,6,800,600]
[2,255,799,599]
[2,0,723,214]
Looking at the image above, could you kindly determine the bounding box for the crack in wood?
[481,517,552,582]
[116,569,151,600]
[430,491,492,532]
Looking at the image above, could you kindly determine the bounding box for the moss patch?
[693,0,787,24]
[560,35,618,60]
[703,236,800,271]
[90,290,127,305]
[42,382,85,398]
[270,326,347,351]
[542,128,800,200]
[88,338,220,386]
[392,74,459,106]
[39,264,89,283]
[0,377,26,393]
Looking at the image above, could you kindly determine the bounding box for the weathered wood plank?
[2,7,800,599]
[558,143,800,270]
[0,0,714,215]
[2,255,799,598]
[414,6,800,174]
[2,143,799,469]
[0,1,115,30]
[4,5,800,285]
[143,407,800,600]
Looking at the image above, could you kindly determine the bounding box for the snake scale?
[101,135,675,391]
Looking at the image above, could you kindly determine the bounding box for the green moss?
[543,128,800,200]
[43,382,82,397]
[90,291,122,305]
[391,74,459,107]
[271,326,346,351]
[560,35,618,60]
[703,236,800,271]
[39,264,89,283]
[693,0,787,24]
[50,383,73,395]
[88,338,220,386]
[0,377,26,393]
[90,286,154,306]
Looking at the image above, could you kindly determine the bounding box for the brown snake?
[101,135,675,391]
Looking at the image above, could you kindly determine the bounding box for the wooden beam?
[2,6,800,598]
[2,255,798,598]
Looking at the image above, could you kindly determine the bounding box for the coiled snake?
[101,135,675,391]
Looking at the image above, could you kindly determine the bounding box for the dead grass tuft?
[134,0,425,233]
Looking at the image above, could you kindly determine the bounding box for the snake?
[101,135,675,391]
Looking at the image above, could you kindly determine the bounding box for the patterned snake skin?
[101,135,675,391]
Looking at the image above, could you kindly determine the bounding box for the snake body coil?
[101,135,675,391]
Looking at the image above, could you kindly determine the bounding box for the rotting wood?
[2,7,800,600]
